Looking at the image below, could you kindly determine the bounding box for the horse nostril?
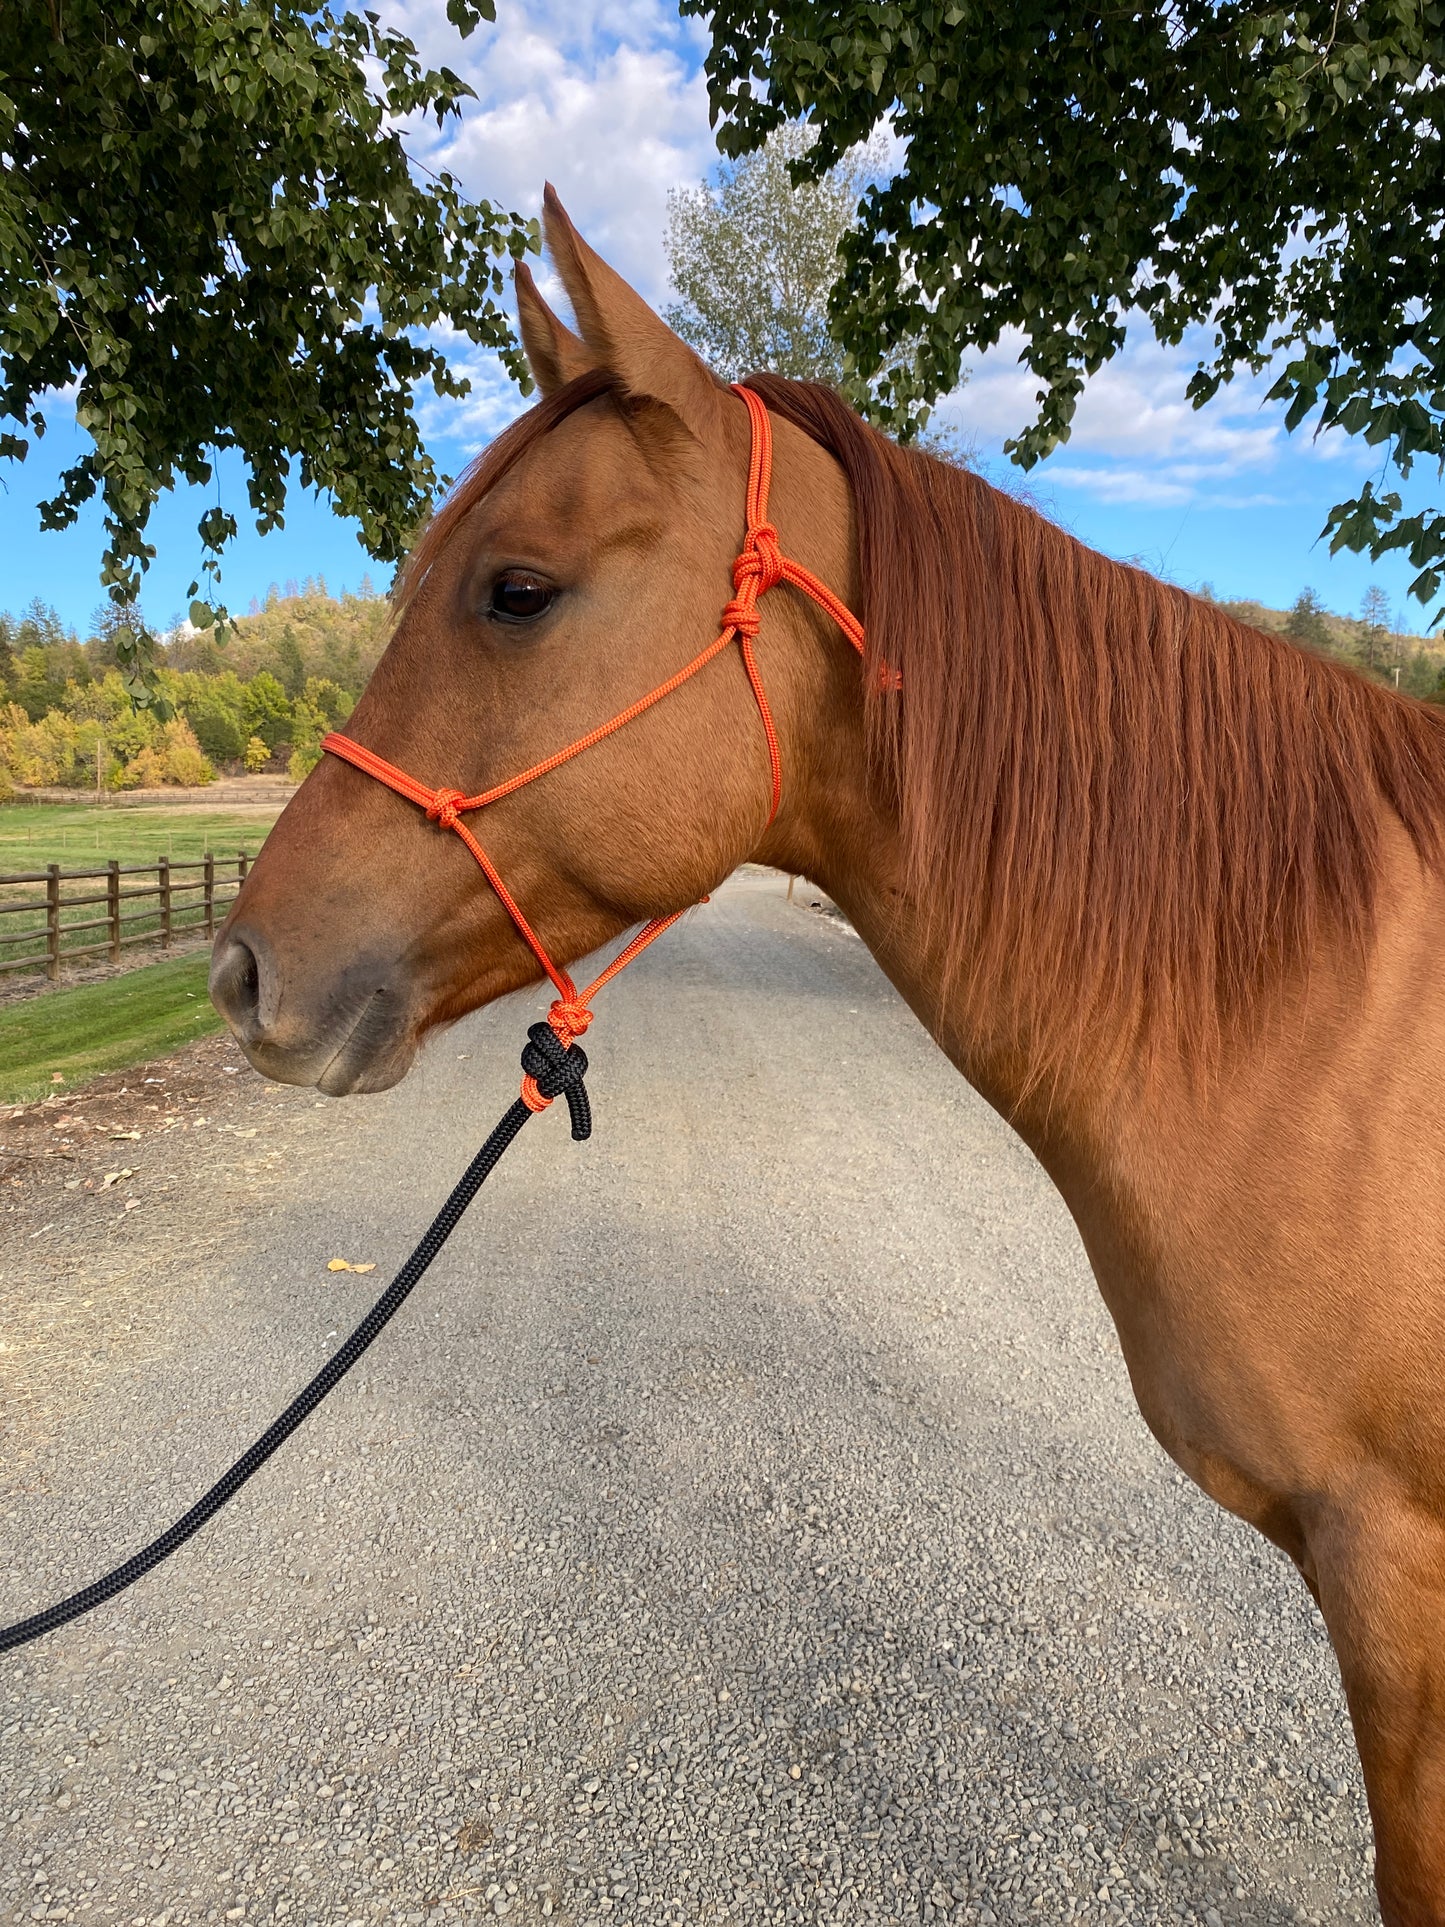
[210,933,263,1039]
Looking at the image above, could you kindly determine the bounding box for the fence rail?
[0,852,253,980]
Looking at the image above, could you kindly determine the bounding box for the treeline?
[2,577,1442,799]
[0,582,391,796]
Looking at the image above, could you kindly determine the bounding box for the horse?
[209,188,1445,1925]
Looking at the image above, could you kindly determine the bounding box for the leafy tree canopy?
[686,1,1445,609]
[665,123,889,384]
[1,0,533,697]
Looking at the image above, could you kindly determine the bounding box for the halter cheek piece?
[323,384,871,1107]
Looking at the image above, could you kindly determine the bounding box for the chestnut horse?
[211,191,1445,1923]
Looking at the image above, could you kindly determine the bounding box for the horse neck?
[759,439,1445,1174]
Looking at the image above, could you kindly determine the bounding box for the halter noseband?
[322,382,867,1111]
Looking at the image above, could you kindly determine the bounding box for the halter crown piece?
[322,382,868,1116]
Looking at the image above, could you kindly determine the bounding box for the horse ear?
[515,261,597,397]
[542,183,726,438]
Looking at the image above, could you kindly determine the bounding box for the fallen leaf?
[110,1130,141,1141]
[353,1262,376,1274]
[50,1073,65,1084]
[327,1258,353,1272]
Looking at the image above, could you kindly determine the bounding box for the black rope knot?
[521,1022,592,1140]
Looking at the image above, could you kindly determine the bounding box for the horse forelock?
[745,372,1445,1083]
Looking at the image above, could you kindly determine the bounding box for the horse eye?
[489,571,555,623]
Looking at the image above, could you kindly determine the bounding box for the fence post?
[159,854,172,950]
[204,851,216,937]
[238,848,250,884]
[46,864,61,982]
[108,859,121,962]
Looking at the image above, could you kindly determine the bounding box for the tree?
[686,2,1445,612]
[86,600,144,670]
[1359,584,1392,672]
[667,124,964,453]
[665,124,885,385]
[241,671,293,753]
[1286,588,1332,652]
[275,625,306,700]
[182,684,247,765]
[2,0,535,699]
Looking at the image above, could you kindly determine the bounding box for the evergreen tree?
[1286,589,1333,652]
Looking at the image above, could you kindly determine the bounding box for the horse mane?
[745,372,1445,1078]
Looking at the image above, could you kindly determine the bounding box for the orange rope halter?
[322,383,868,1111]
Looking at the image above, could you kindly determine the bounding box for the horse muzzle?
[209,925,423,1095]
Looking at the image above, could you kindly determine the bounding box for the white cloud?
[413,332,529,450]
[1043,464,1285,511]
[376,0,717,454]
[383,0,713,301]
[937,321,1382,513]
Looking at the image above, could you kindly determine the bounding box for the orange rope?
[322,383,869,1109]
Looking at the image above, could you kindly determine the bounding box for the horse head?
[210,189,862,1093]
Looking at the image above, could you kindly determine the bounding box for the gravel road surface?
[1,872,1376,1926]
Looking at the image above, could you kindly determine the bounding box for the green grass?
[0,801,280,872]
[0,952,226,1105]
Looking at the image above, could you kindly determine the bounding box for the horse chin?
[315,1028,419,1097]
[229,1014,420,1097]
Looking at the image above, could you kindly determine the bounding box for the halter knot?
[721,597,761,639]
[547,998,594,1045]
[427,788,467,832]
[733,522,784,596]
[518,1021,592,1140]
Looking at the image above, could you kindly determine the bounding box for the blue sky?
[2,0,1436,638]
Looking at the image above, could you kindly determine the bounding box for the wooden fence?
[0,852,254,980]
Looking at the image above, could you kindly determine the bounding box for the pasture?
[0,801,280,871]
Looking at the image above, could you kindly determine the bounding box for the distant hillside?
[0,582,396,795]
[166,578,392,692]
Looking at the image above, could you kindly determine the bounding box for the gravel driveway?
[0,872,1377,1926]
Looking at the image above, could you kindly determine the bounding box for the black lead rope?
[0,1024,590,1657]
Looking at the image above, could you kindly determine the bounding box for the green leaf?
[683,0,1445,613]
[2,0,533,699]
